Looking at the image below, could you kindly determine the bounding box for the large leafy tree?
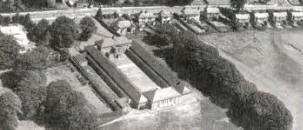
[0,35,22,70]
[79,16,96,41]
[230,0,247,11]
[0,88,22,130]
[14,70,46,119]
[49,16,78,49]
[45,80,99,130]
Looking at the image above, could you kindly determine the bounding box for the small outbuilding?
[252,12,269,28]
[111,18,136,35]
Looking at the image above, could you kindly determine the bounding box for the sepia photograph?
[0,0,301,130]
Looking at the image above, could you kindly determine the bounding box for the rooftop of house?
[254,12,269,18]
[138,11,156,18]
[111,17,133,29]
[206,7,220,14]
[159,10,172,17]
[292,11,303,17]
[181,8,201,15]
[235,13,250,19]
[273,12,287,17]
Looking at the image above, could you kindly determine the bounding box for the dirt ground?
[200,29,303,130]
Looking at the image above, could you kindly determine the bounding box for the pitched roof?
[206,7,220,14]
[235,13,250,19]
[182,8,200,15]
[292,12,303,17]
[144,87,181,102]
[254,13,269,18]
[273,12,287,17]
[138,11,156,18]
[159,10,171,17]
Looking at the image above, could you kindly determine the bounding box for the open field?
[199,29,303,130]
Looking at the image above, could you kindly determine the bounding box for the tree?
[0,88,22,130]
[15,46,51,71]
[0,35,22,70]
[259,0,271,4]
[23,14,35,31]
[14,75,46,119]
[45,80,98,130]
[79,16,96,41]
[95,8,103,21]
[229,92,293,130]
[230,0,247,11]
[28,19,51,46]
[49,16,78,49]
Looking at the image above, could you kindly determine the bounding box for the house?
[158,10,172,24]
[235,13,250,28]
[204,7,220,21]
[252,12,269,27]
[181,8,201,22]
[288,11,303,27]
[270,12,287,27]
[136,11,157,27]
[111,18,136,35]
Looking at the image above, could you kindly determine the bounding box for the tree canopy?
[28,19,51,46]
[79,16,96,41]
[0,35,22,70]
[0,88,22,130]
[45,80,98,130]
[230,0,247,11]
[49,16,78,49]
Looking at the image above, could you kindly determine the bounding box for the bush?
[0,88,22,130]
[79,16,96,41]
[229,92,293,130]
[49,16,78,49]
[230,0,247,11]
[0,35,22,70]
[95,8,103,21]
[45,80,98,130]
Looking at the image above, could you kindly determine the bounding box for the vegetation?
[229,92,293,130]
[230,0,247,11]
[79,16,96,41]
[28,19,51,46]
[147,30,293,130]
[95,8,103,21]
[49,16,78,49]
[44,80,99,130]
[0,35,22,70]
[15,46,51,71]
[0,88,22,130]
[14,71,46,119]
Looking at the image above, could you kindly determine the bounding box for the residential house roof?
[206,7,220,14]
[235,13,250,19]
[292,12,303,17]
[159,10,172,17]
[138,11,156,18]
[273,12,287,17]
[181,8,201,15]
[254,12,269,18]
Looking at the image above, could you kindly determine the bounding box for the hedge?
[130,40,182,87]
[126,49,169,88]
